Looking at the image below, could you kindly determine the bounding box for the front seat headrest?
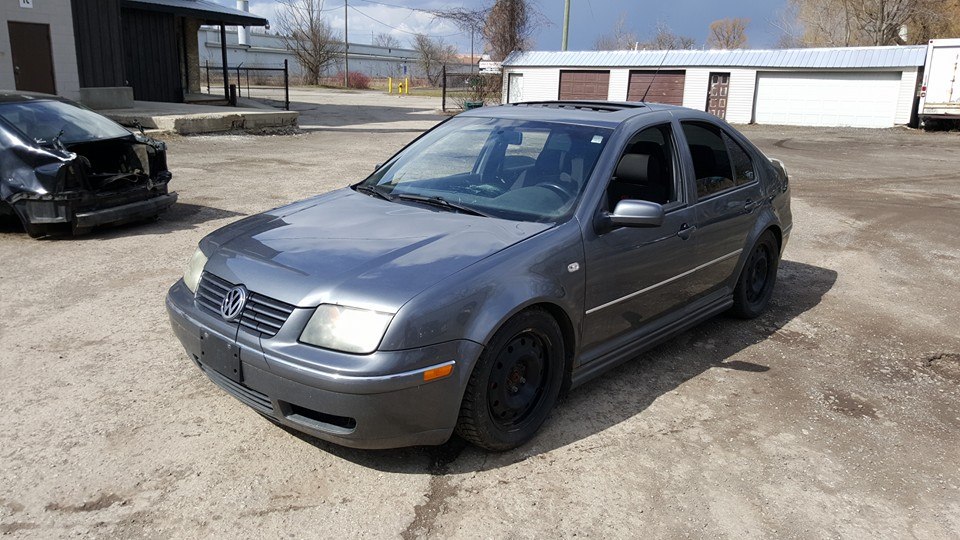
[614,153,661,185]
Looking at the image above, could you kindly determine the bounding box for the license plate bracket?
[200,332,242,383]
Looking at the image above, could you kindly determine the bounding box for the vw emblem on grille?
[220,285,248,321]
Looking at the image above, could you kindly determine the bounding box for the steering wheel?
[538,182,574,200]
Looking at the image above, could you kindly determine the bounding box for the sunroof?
[511,101,646,112]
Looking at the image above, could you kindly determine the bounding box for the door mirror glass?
[609,199,665,227]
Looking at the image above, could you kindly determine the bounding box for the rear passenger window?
[723,132,755,186]
[681,122,734,199]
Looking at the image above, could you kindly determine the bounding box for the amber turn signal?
[423,363,454,382]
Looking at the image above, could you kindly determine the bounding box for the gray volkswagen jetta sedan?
[166,101,791,451]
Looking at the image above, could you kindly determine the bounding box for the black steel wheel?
[731,230,780,319]
[456,309,565,451]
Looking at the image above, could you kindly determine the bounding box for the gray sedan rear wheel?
[456,309,565,451]
[731,230,780,319]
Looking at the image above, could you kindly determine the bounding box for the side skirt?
[569,294,734,389]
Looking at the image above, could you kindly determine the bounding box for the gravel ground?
[1,90,959,538]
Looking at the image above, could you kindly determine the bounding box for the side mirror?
[608,199,665,228]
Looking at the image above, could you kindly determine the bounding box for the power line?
[347,5,465,37]
[350,0,434,14]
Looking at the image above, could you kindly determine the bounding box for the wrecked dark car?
[0,91,176,237]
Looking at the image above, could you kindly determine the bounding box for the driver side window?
[605,124,679,211]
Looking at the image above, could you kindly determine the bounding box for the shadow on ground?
[269,259,838,473]
[254,97,445,130]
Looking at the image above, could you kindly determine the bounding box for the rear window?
[0,99,130,145]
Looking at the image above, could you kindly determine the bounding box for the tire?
[456,309,565,451]
[731,230,780,319]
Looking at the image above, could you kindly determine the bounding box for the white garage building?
[501,45,927,128]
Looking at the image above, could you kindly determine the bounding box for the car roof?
[0,90,69,104]
[457,100,705,128]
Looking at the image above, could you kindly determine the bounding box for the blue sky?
[224,0,789,51]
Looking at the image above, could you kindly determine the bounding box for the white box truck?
[918,38,960,125]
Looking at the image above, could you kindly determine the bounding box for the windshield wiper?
[395,194,491,217]
[354,184,394,201]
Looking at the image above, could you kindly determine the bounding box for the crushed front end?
[2,132,176,237]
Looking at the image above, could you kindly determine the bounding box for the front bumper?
[165,280,484,449]
[15,187,176,230]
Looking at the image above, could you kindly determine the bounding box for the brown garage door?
[627,70,686,105]
[559,70,610,100]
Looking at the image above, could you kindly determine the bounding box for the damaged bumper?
[75,193,177,228]
[14,187,177,230]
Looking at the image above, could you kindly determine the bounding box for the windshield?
[0,99,131,145]
[358,116,612,222]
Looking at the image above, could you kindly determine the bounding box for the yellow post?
[388,77,392,94]
[405,77,410,95]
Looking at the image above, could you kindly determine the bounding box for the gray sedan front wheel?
[456,309,565,451]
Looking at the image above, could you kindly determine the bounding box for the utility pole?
[470,27,475,72]
[344,0,349,87]
[561,0,570,51]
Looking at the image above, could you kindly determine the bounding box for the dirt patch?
[822,389,879,419]
[45,493,127,513]
[921,352,960,380]
[0,521,37,534]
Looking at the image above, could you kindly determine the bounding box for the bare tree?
[484,0,540,61]
[412,33,458,87]
[373,32,402,49]
[786,0,960,46]
[594,14,639,50]
[595,18,696,51]
[645,22,697,50]
[432,1,543,62]
[274,0,343,85]
[708,18,749,49]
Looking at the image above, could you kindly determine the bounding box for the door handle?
[744,199,761,212]
[676,223,696,240]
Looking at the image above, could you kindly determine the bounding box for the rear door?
[679,121,763,295]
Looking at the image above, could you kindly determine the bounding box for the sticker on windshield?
[591,135,603,144]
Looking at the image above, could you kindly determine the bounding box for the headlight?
[300,305,394,354]
[183,248,208,294]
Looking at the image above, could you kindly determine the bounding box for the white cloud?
[215,0,470,50]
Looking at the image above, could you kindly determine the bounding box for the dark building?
[1,0,265,107]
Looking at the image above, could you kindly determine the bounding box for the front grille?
[201,363,274,413]
[196,272,295,338]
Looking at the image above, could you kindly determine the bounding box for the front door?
[706,72,730,119]
[580,123,700,362]
[7,21,56,94]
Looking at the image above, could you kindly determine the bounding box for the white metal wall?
[503,65,916,127]
[895,68,919,124]
[0,0,80,99]
[502,67,561,101]
[607,69,629,100]
[681,68,756,124]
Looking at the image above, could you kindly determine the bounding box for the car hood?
[204,188,551,311]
